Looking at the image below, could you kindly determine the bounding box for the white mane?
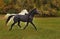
[19,9,28,15]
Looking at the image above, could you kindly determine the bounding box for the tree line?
[0,0,60,17]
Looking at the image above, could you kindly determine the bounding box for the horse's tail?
[6,15,15,24]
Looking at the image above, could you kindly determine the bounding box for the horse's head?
[32,8,40,15]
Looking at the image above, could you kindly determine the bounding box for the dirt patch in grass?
[0,15,5,20]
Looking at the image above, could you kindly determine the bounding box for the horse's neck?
[28,12,35,18]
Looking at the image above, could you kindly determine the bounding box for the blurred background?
[0,0,60,17]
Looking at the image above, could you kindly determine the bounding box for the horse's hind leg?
[18,21,21,28]
[9,22,16,31]
[30,22,37,30]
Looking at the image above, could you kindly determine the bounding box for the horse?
[6,8,40,31]
[5,9,28,25]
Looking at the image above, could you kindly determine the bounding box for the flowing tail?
[6,15,15,24]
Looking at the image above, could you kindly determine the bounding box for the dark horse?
[6,8,40,31]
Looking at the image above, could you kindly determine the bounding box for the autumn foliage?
[0,0,60,16]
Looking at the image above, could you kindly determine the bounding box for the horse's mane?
[28,8,36,16]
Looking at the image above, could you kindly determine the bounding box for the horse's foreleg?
[18,21,21,28]
[30,22,37,30]
[9,22,16,31]
[23,22,29,30]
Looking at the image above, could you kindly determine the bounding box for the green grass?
[0,16,60,39]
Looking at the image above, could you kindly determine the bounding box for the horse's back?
[14,15,28,22]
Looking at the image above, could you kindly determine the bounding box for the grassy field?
[0,15,60,39]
